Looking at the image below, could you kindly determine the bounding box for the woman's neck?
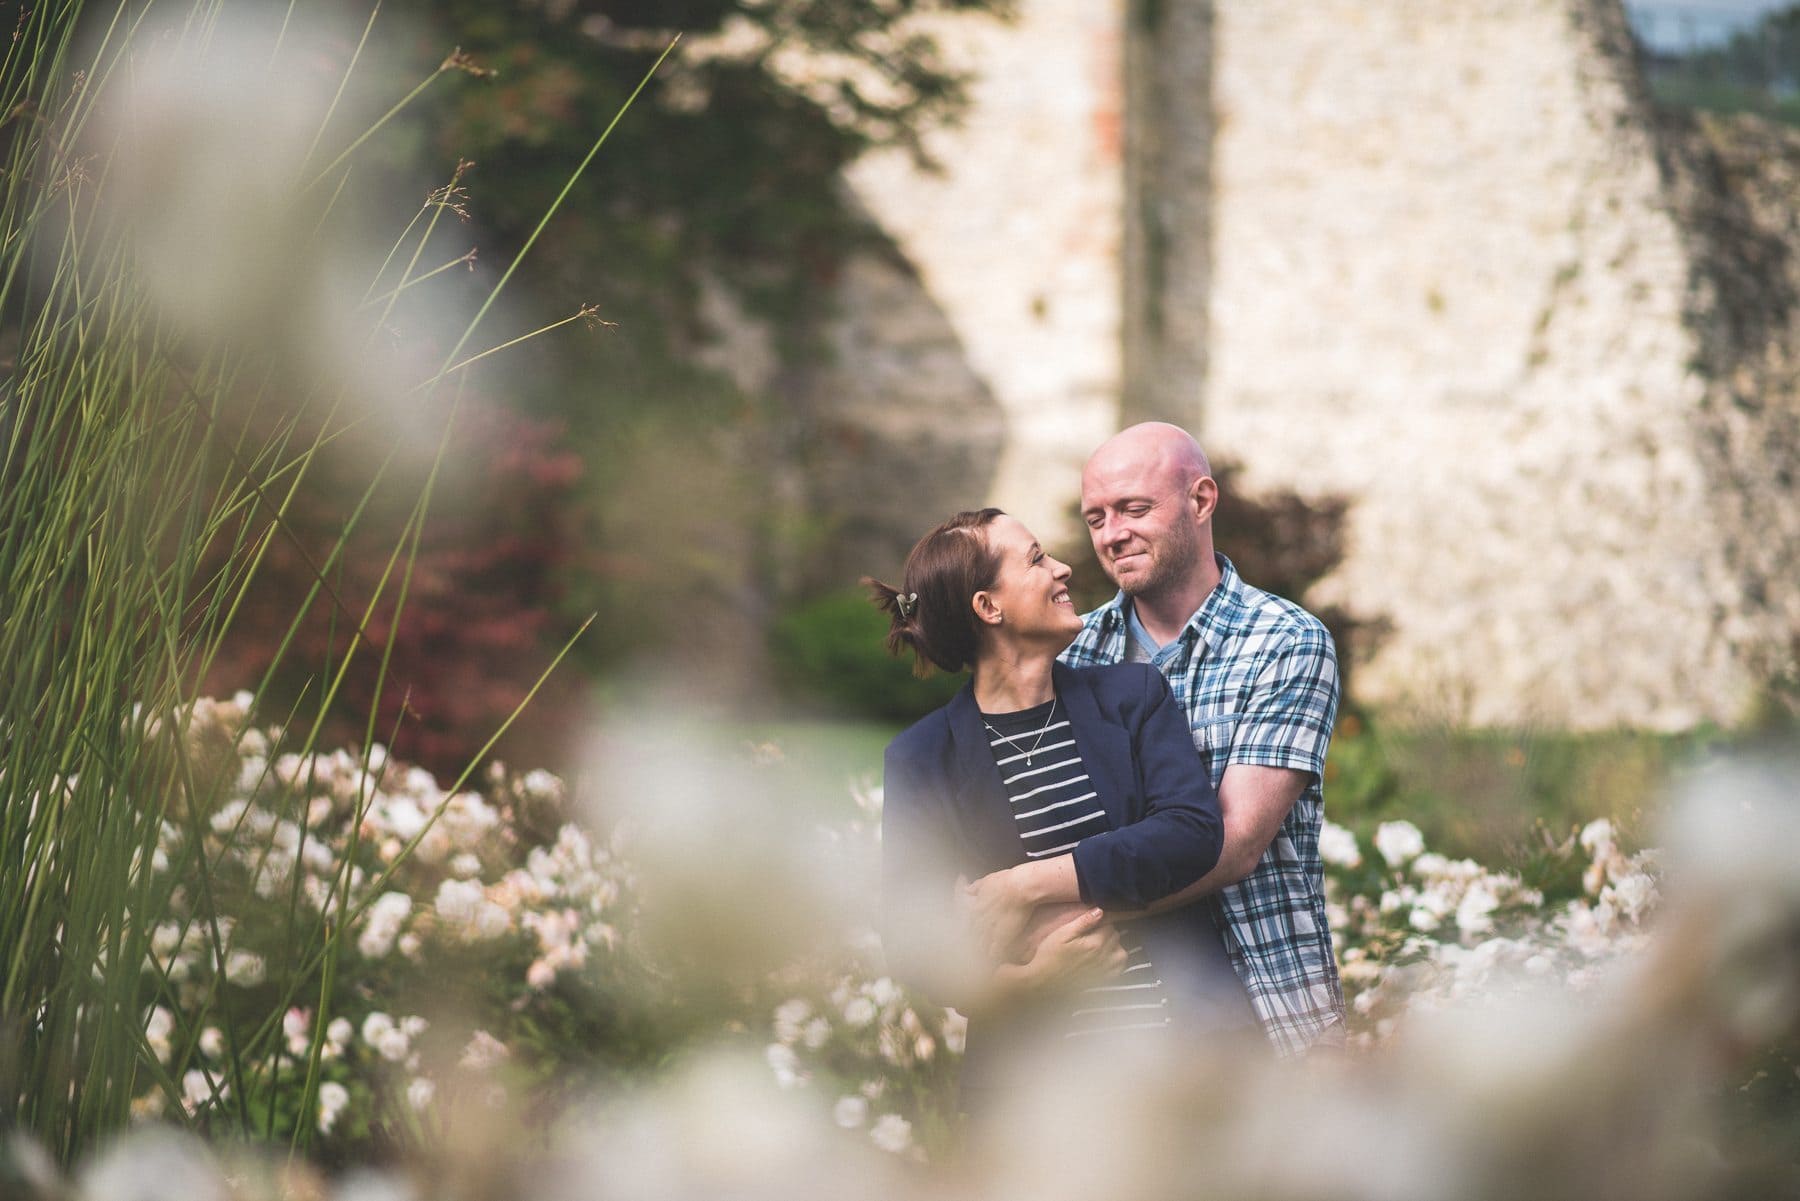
[971,648,1056,713]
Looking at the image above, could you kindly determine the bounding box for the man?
[1060,421,1344,1055]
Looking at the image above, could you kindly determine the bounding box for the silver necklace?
[983,699,1060,765]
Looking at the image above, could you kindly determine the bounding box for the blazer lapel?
[945,683,1029,872]
[1053,662,1134,830]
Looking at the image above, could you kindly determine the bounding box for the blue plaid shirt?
[1062,554,1345,1055]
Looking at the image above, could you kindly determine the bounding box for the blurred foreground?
[3,697,1795,1200]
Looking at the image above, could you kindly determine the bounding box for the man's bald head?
[1082,422,1211,498]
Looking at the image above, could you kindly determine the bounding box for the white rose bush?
[123,693,652,1154]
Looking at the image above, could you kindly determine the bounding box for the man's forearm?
[1110,764,1308,919]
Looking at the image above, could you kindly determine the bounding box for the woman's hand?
[1020,906,1128,992]
[965,855,1083,962]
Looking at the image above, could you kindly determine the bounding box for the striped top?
[982,697,1171,1039]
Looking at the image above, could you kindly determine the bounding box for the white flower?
[284,1008,311,1057]
[361,1012,394,1047]
[199,1027,224,1058]
[1374,821,1425,868]
[434,878,511,941]
[224,949,265,987]
[144,1007,175,1064]
[325,1018,353,1052]
[869,1113,912,1154]
[802,1017,832,1050]
[1607,873,1657,923]
[357,892,413,960]
[406,1077,435,1112]
[1319,821,1362,868]
[182,1069,222,1114]
[460,1030,510,1071]
[765,1043,800,1088]
[1455,882,1500,936]
[773,998,812,1044]
[842,997,877,1027]
[376,1028,410,1063]
[1579,818,1614,854]
[317,1081,350,1133]
[833,1095,869,1128]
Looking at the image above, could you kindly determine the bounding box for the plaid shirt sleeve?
[1227,622,1338,782]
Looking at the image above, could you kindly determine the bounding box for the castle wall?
[1202,0,1770,727]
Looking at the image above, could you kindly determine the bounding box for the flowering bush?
[131,693,649,1153]
[121,700,1689,1170]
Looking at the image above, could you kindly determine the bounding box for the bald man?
[1061,422,1345,1056]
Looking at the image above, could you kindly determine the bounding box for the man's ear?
[971,590,1004,627]
[1191,475,1219,525]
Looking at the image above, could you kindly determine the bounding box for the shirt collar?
[1094,553,1246,658]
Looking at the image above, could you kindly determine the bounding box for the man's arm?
[1113,763,1309,917]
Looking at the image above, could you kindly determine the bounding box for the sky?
[1626,1,1797,51]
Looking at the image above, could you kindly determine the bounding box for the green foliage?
[1643,5,1800,127]
[769,588,963,722]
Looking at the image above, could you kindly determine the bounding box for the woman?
[869,509,1255,1110]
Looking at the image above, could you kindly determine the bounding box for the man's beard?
[1110,522,1202,600]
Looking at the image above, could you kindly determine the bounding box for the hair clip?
[896,592,918,618]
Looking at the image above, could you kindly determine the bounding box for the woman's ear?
[971,590,1004,627]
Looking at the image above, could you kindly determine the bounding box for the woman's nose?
[1051,556,1072,581]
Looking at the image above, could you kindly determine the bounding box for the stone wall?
[1202,0,1796,727]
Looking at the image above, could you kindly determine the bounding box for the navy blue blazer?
[880,660,1225,1017]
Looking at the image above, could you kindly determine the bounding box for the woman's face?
[976,515,1084,649]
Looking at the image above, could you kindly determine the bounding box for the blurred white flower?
[406,1077,435,1112]
[376,1028,411,1063]
[868,1112,912,1154]
[1456,882,1500,936]
[318,1081,350,1134]
[284,1008,311,1057]
[1375,821,1426,868]
[833,1095,868,1128]
[1319,820,1363,868]
[357,892,413,960]
[181,1069,223,1115]
[843,997,877,1027]
[460,1030,510,1071]
[144,1007,175,1065]
[774,998,812,1044]
[223,949,264,987]
[765,1043,801,1088]
[362,1012,394,1047]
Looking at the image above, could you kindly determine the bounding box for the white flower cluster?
[765,966,964,1161]
[1332,818,1662,1045]
[128,696,633,1137]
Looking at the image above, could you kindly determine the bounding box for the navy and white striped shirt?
[983,699,1172,1038]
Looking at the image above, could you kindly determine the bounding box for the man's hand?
[963,869,1037,962]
